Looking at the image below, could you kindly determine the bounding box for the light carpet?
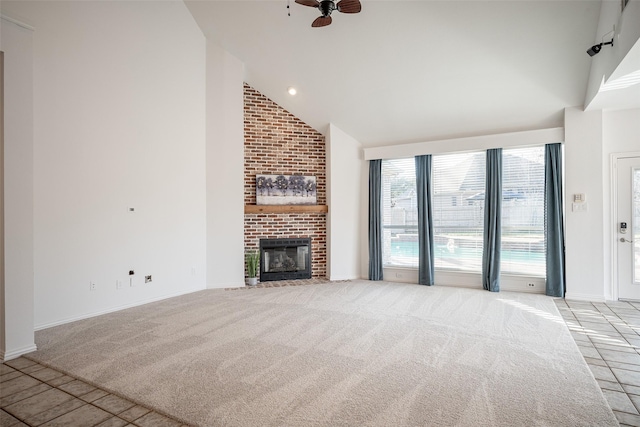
[27,280,617,426]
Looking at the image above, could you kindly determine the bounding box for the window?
[382,158,418,267]
[501,147,545,276]
[381,146,547,277]
[432,152,486,272]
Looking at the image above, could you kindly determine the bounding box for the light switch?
[572,202,588,212]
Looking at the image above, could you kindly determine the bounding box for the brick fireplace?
[243,83,327,280]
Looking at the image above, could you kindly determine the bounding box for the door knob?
[620,238,633,243]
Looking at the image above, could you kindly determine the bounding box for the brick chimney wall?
[243,83,327,279]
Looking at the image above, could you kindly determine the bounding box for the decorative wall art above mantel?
[256,174,317,206]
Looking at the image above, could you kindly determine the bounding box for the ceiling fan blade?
[295,0,320,8]
[337,0,361,13]
[312,16,332,27]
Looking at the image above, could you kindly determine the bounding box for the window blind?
[432,152,486,272]
[382,158,418,267]
[501,146,546,276]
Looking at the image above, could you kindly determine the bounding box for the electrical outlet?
[145,275,152,283]
[395,272,403,278]
[528,283,535,287]
[90,282,96,291]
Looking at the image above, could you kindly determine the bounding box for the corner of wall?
[206,43,245,288]
[2,16,35,360]
[326,124,363,280]
[564,106,607,301]
[0,50,5,358]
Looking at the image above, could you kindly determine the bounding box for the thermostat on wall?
[573,193,586,203]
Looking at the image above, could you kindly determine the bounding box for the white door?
[618,157,640,300]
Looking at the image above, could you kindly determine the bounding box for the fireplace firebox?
[259,238,311,282]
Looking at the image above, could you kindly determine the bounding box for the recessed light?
[287,87,297,96]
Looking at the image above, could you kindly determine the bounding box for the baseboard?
[437,282,481,290]
[208,281,245,289]
[383,268,546,294]
[1,343,38,362]
[329,274,360,281]
[34,288,205,331]
[565,292,606,302]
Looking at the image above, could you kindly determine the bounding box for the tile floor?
[4,297,640,426]
[0,357,190,427]
[555,298,640,427]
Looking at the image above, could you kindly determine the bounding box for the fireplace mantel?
[244,205,328,214]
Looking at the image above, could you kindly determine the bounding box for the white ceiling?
[185,1,608,147]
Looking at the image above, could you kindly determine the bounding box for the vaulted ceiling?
[185,1,622,147]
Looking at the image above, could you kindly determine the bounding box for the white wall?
[360,157,369,279]
[564,107,606,301]
[1,16,37,360]
[0,48,4,359]
[2,1,208,330]
[206,42,245,288]
[603,108,640,299]
[327,124,363,280]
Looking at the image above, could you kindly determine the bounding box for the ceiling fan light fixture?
[319,0,336,17]
[294,0,361,27]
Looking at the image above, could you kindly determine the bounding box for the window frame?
[380,146,547,278]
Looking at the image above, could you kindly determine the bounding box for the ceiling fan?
[295,0,362,28]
